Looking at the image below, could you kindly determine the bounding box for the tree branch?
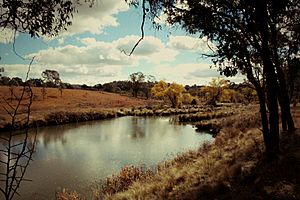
[122,0,146,56]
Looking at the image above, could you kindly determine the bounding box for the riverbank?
[58,106,300,200]
[0,86,238,132]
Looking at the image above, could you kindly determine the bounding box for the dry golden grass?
[0,86,148,129]
[107,113,265,200]
[56,189,85,200]
[103,107,299,200]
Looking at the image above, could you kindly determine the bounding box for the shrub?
[94,166,154,199]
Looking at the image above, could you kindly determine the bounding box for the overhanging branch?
[122,0,146,56]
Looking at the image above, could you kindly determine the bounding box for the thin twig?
[12,30,27,61]
[121,0,146,56]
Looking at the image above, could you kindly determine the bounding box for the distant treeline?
[1,74,300,106]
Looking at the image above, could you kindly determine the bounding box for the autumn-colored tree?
[220,89,243,103]
[151,80,186,108]
[181,93,193,105]
[200,78,229,106]
[240,86,257,104]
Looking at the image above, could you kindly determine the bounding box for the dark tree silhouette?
[129,72,145,98]
[0,0,81,37]
[0,67,4,77]
[41,70,61,86]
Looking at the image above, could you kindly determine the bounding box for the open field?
[0,86,148,130]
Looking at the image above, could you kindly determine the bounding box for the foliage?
[200,78,229,106]
[0,76,10,85]
[140,75,156,99]
[129,72,145,97]
[9,77,23,86]
[100,81,129,93]
[181,93,193,105]
[27,78,43,87]
[151,80,187,108]
[240,84,257,104]
[0,67,4,77]
[0,0,86,37]
[286,58,300,104]
[42,70,61,86]
[8,77,22,102]
[95,166,154,199]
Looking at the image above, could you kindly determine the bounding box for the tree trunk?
[256,0,280,158]
[270,23,295,132]
[276,69,295,132]
[255,83,271,151]
[247,72,271,154]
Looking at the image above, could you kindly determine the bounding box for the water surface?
[2,116,213,199]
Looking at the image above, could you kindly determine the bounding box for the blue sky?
[0,0,243,86]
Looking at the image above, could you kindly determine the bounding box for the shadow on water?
[2,116,213,200]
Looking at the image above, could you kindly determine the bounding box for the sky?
[0,0,244,86]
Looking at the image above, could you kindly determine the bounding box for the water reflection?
[6,116,213,200]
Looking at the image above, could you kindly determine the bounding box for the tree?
[140,75,156,99]
[151,80,186,108]
[132,0,300,159]
[10,77,23,86]
[0,67,4,77]
[41,70,61,86]
[8,77,22,102]
[94,84,103,91]
[239,83,257,104]
[286,58,300,106]
[200,78,229,106]
[181,92,193,105]
[0,0,84,38]
[58,83,65,97]
[0,76,10,85]
[129,72,145,98]
[41,85,47,100]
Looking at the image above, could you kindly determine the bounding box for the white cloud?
[152,63,215,85]
[58,38,65,45]
[154,12,170,26]
[1,62,244,86]
[114,35,179,63]
[0,28,18,44]
[28,35,179,67]
[152,63,244,85]
[18,35,181,85]
[0,63,126,85]
[56,0,129,37]
[168,35,215,53]
[28,43,134,66]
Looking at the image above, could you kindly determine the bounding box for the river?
[1,116,213,200]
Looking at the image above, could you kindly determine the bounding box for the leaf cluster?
[0,0,83,37]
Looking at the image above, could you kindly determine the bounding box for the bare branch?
[121,0,146,56]
[12,30,27,61]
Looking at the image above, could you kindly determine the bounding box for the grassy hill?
[0,86,148,130]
